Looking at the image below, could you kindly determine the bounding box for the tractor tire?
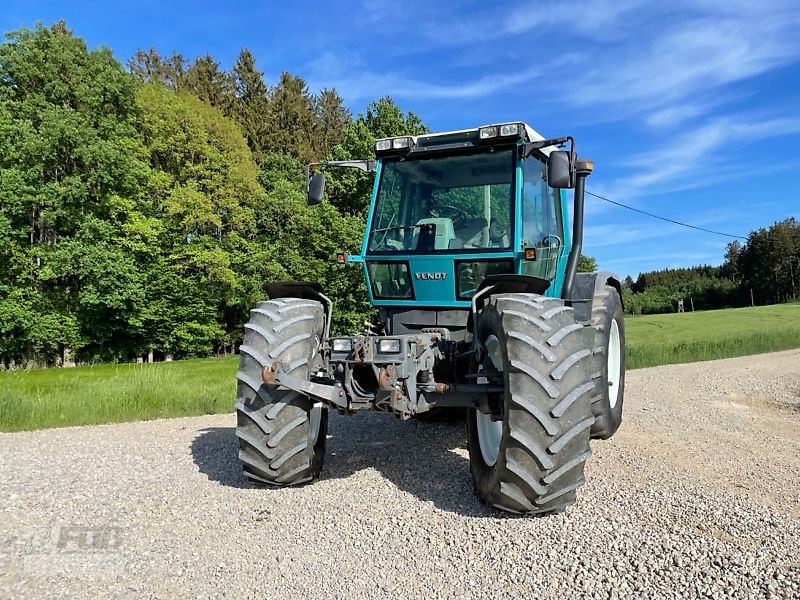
[467,294,595,515]
[589,286,625,440]
[235,297,328,486]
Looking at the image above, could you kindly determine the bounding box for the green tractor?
[236,122,625,514]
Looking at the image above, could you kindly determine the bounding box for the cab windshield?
[367,149,514,253]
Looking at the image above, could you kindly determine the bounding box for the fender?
[569,271,624,320]
[472,274,551,312]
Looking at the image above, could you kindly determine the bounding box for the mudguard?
[569,272,623,321]
[264,281,326,302]
[572,272,623,301]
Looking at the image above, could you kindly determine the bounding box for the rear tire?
[589,286,625,440]
[236,298,328,486]
[467,294,596,515]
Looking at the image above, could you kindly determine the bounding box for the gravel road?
[1,350,799,599]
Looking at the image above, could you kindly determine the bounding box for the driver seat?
[412,218,455,250]
[456,217,489,248]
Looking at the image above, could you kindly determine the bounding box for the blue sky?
[3,0,799,277]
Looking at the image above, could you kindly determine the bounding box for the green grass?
[625,303,800,369]
[0,357,237,432]
[1,303,799,431]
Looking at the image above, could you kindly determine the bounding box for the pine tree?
[313,88,350,159]
[231,49,271,161]
[182,54,234,115]
[265,72,317,164]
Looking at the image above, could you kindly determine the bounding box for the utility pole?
[750,288,755,307]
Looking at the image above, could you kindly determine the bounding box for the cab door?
[519,155,566,290]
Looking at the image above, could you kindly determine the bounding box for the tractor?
[235,122,625,514]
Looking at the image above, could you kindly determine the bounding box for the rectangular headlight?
[392,137,411,149]
[377,338,401,354]
[479,126,498,139]
[332,338,353,352]
[499,123,520,136]
[375,139,391,151]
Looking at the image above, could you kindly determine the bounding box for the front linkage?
[260,296,505,419]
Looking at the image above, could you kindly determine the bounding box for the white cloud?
[308,62,544,100]
[500,0,645,39]
[557,2,800,127]
[590,115,800,201]
[307,51,583,101]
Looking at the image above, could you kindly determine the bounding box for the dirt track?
[1,350,799,599]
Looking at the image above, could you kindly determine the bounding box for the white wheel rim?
[607,319,621,409]
[310,403,322,445]
[476,335,504,467]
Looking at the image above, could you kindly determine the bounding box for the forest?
[0,23,796,367]
[621,219,800,315]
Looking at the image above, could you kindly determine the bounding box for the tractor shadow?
[190,411,498,516]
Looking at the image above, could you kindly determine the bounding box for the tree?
[137,83,265,355]
[0,22,149,364]
[313,88,350,159]
[265,72,317,164]
[231,48,271,161]
[577,255,598,272]
[257,153,370,334]
[326,96,428,215]
[182,54,234,115]
[128,47,186,90]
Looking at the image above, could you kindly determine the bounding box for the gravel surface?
[1,349,799,599]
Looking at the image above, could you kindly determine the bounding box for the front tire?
[589,286,625,440]
[467,294,596,515]
[236,298,328,486]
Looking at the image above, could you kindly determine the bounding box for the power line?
[585,190,749,241]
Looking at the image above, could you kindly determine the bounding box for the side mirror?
[307,173,326,205]
[547,151,574,189]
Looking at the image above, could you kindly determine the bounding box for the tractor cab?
[356,123,571,308]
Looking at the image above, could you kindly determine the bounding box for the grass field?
[1,303,798,432]
[0,357,237,432]
[625,303,800,369]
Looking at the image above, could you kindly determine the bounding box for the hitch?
[261,360,348,410]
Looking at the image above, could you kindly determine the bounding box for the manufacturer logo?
[415,272,448,280]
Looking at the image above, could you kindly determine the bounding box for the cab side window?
[521,157,562,246]
[521,156,564,281]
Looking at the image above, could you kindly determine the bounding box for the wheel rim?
[310,403,322,445]
[607,319,621,409]
[476,335,504,467]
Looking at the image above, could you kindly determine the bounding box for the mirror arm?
[520,136,574,160]
[306,160,376,197]
[306,160,376,188]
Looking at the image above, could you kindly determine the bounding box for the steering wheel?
[431,204,469,229]
[540,233,562,249]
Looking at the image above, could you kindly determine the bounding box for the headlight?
[479,126,498,139]
[377,338,401,354]
[392,137,411,149]
[500,123,520,136]
[375,139,391,151]
[332,338,353,352]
